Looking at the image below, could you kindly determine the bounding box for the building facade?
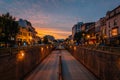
[81,22,95,44]
[86,23,96,44]
[95,17,107,44]
[16,19,38,46]
[99,17,107,44]
[106,5,120,45]
[72,22,83,39]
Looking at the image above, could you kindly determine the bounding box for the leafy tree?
[74,31,86,43]
[43,35,55,44]
[43,36,49,44]
[38,39,41,44]
[0,13,19,47]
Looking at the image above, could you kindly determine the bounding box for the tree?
[0,13,19,47]
[43,36,49,44]
[74,31,86,44]
[43,35,55,44]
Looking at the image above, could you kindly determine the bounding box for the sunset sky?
[0,0,120,39]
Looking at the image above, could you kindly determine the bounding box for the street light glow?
[41,47,44,52]
[47,46,49,49]
[74,46,76,51]
[87,35,90,39]
[17,50,25,61]
[21,52,24,57]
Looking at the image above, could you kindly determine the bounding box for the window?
[111,28,118,36]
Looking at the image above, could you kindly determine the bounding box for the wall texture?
[0,45,53,80]
[66,45,120,80]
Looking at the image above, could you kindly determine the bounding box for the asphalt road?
[25,50,97,80]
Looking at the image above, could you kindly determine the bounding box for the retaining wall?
[66,45,120,80]
[0,45,53,80]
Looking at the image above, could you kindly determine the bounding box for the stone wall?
[0,45,53,80]
[66,45,120,80]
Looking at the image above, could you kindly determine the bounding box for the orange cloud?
[35,27,71,39]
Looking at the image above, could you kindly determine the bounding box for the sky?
[0,0,120,39]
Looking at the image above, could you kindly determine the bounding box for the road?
[25,50,97,80]
[25,50,60,80]
[61,50,97,80]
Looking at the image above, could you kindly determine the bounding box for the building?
[95,19,101,44]
[16,19,38,46]
[81,22,95,32]
[86,23,96,44]
[99,17,107,44]
[72,22,83,39]
[106,5,120,45]
[80,22,95,44]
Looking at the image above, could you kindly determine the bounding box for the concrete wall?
[0,45,53,80]
[66,45,120,80]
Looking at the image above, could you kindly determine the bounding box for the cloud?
[35,27,71,39]
[1,0,119,39]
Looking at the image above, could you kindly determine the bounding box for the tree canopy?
[0,13,19,46]
[43,35,55,44]
[74,31,86,43]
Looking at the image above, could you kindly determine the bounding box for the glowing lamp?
[74,46,76,51]
[47,46,49,49]
[17,51,25,61]
[41,47,44,52]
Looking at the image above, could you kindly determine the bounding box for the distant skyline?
[0,0,120,39]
